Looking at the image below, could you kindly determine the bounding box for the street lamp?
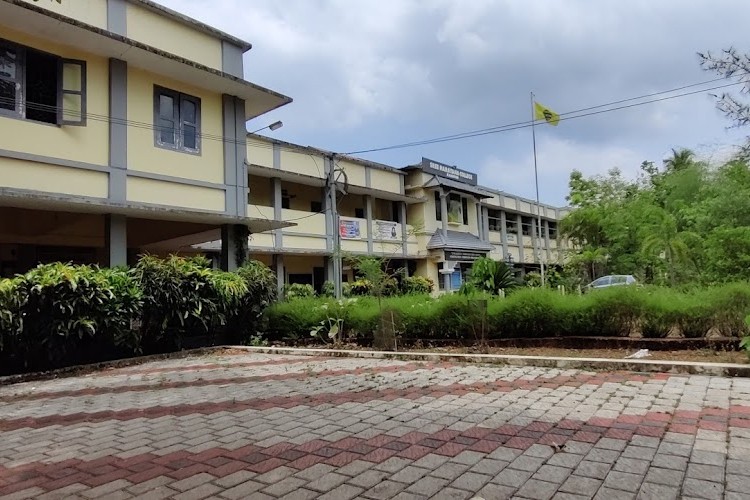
[249,120,283,134]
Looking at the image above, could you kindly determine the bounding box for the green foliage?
[284,283,316,300]
[561,151,750,286]
[230,260,277,341]
[265,283,750,342]
[401,275,434,295]
[0,263,142,368]
[321,281,335,298]
[468,257,518,295]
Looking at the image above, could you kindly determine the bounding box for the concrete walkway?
[1,352,749,499]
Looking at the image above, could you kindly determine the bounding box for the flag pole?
[530,91,546,287]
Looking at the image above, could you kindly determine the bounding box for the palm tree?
[663,148,695,173]
[640,209,699,285]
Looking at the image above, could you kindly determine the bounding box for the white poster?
[374,220,400,241]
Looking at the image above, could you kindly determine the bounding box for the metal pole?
[530,92,545,287]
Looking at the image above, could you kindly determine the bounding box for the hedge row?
[264,284,750,341]
[0,256,276,373]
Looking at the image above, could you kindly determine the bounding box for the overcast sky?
[161,0,750,206]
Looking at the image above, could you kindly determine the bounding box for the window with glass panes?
[154,86,200,153]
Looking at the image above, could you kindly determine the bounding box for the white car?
[584,275,636,291]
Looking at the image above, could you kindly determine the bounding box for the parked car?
[584,275,636,292]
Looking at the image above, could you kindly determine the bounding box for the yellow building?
[0,0,291,276]
[197,134,568,295]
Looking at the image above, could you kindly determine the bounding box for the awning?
[420,176,495,198]
[427,230,493,252]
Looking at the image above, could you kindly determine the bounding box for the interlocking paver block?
[682,478,724,498]
[515,478,559,500]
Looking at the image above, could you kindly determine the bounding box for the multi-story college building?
[0,0,568,294]
[0,0,291,276]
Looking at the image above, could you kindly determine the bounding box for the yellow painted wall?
[280,150,325,179]
[282,210,325,235]
[0,158,107,198]
[338,194,366,218]
[502,196,516,209]
[247,139,274,169]
[248,253,273,266]
[371,169,402,193]
[0,28,109,166]
[341,239,368,253]
[249,176,272,206]
[248,204,273,220]
[488,232,502,244]
[126,2,222,70]
[127,177,224,211]
[127,67,224,184]
[19,0,107,29]
[339,160,367,188]
[284,235,326,251]
[284,183,323,212]
[249,233,274,249]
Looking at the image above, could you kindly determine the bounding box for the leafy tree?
[467,258,518,295]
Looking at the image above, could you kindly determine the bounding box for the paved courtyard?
[1,353,750,499]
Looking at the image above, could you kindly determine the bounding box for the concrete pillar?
[500,210,509,263]
[400,201,408,257]
[272,177,282,249]
[443,266,451,291]
[365,195,373,253]
[273,254,284,296]
[517,214,524,264]
[440,189,448,239]
[476,202,483,241]
[220,224,240,271]
[544,219,552,264]
[104,214,127,267]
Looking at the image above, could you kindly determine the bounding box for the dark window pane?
[182,99,196,123]
[158,118,175,144]
[183,124,197,149]
[25,50,58,124]
[0,79,15,111]
[0,47,16,80]
[159,94,174,118]
[434,191,441,221]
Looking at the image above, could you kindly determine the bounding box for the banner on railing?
[339,219,361,239]
[374,220,400,241]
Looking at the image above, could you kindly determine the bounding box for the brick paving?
[1,353,750,499]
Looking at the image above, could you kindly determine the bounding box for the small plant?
[321,281,335,298]
[309,298,357,344]
[401,275,434,295]
[468,257,519,295]
[284,283,315,300]
[741,315,750,357]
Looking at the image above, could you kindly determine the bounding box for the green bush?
[349,278,372,296]
[231,260,278,342]
[284,283,315,300]
[0,263,142,369]
[401,275,434,295]
[321,281,335,298]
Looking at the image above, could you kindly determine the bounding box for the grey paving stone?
[613,457,650,475]
[492,467,533,488]
[307,472,350,492]
[650,454,688,471]
[526,444,556,459]
[374,457,413,474]
[278,489,320,500]
[338,460,375,477]
[510,455,547,472]
[488,447,523,462]
[255,466,297,484]
[450,471,491,492]
[413,454,450,470]
[532,464,572,484]
[431,462,470,481]
[362,480,407,499]
[173,483,222,500]
[429,487,472,500]
[629,436,660,448]
[552,494,590,500]
[620,446,656,461]
[595,438,628,451]
[406,476,450,497]
[592,487,636,500]
[514,478,559,500]
[689,450,725,466]
[559,475,601,497]
[390,466,431,484]
[391,493,427,500]
[574,461,611,480]
[261,477,309,497]
[681,478,723,499]
[317,483,364,500]
[726,459,750,476]
[218,480,265,500]
[585,448,620,464]
[294,464,337,482]
[602,470,643,493]
[686,463,724,483]
[636,481,680,500]
[477,482,516,500]
[470,458,509,475]
[546,452,584,469]
[348,470,390,489]
[726,473,750,492]
[643,467,683,487]
[450,451,486,466]
[657,442,692,457]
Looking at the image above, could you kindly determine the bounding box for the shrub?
[0,263,142,369]
[284,283,315,300]
[349,278,373,296]
[231,260,277,342]
[321,281,335,298]
[468,258,518,295]
[401,275,434,295]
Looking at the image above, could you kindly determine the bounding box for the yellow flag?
[534,102,560,126]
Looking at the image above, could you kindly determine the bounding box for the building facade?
[0,0,291,277]
[223,136,568,295]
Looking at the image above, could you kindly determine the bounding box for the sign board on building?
[422,157,477,186]
[339,219,361,239]
[444,249,486,262]
[374,220,400,241]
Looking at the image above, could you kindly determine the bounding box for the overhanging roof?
[420,176,495,198]
[2,0,292,120]
[427,230,493,252]
[0,188,294,233]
